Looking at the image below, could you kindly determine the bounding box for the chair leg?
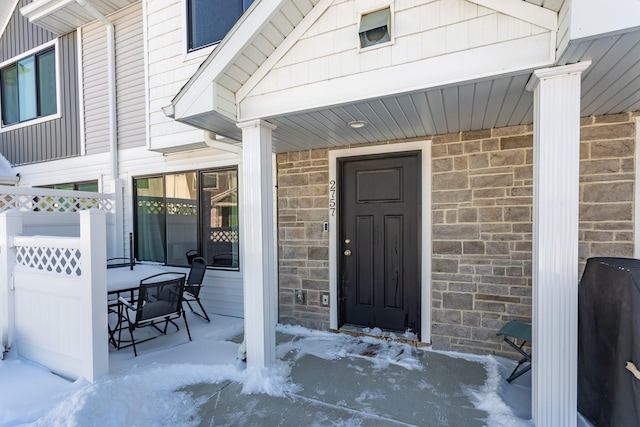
[502,337,531,383]
[507,361,531,383]
[183,311,192,341]
[184,296,211,322]
[129,325,138,357]
[195,298,210,322]
[184,299,196,313]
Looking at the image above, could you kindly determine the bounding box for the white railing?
[0,185,115,213]
[0,183,123,258]
[0,210,108,382]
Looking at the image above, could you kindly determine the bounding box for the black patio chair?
[183,256,210,322]
[185,249,198,265]
[116,272,191,356]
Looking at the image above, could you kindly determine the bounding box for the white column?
[0,211,22,352]
[526,61,590,426]
[238,119,277,368]
[79,209,108,382]
[104,178,125,259]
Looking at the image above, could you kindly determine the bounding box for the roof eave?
[21,0,138,35]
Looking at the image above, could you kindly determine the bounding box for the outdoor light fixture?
[348,120,367,129]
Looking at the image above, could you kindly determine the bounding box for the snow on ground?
[0,316,585,427]
[0,153,14,177]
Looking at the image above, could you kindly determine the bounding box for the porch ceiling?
[183,26,640,154]
[20,0,138,35]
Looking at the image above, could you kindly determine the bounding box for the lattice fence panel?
[167,201,197,216]
[0,193,114,213]
[209,228,239,243]
[138,199,164,215]
[15,246,82,276]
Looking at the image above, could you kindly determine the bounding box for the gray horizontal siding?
[82,19,110,156]
[84,1,145,155]
[0,1,80,166]
[115,2,145,151]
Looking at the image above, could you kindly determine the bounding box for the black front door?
[339,152,420,336]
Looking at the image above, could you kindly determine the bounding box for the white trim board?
[328,140,432,344]
[470,0,558,31]
[635,116,640,259]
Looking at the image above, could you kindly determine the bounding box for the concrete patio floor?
[184,331,509,427]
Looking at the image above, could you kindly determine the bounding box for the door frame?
[328,140,432,344]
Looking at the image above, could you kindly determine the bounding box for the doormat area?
[334,325,430,348]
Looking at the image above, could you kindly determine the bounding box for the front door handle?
[344,249,352,256]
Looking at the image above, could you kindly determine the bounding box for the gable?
[0,0,19,39]
[239,0,556,120]
[0,0,55,63]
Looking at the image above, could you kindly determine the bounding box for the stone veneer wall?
[276,112,637,357]
[277,149,331,330]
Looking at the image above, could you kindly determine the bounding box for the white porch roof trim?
[169,0,325,125]
[20,0,138,35]
[170,0,560,130]
[472,0,558,31]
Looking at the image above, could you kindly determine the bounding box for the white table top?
[107,264,167,293]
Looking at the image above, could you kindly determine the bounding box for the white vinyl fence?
[0,186,120,382]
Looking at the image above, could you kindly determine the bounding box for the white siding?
[82,2,145,155]
[115,3,146,151]
[82,20,110,155]
[14,152,111,189]
[146,0,217,152]
[247,0,550,98]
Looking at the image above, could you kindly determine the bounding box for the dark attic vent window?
[359,8,391,49]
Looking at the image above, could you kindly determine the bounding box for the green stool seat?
[497,321,532,383]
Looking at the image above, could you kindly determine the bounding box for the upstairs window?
[187,0,253,51]
[1,47,57,127]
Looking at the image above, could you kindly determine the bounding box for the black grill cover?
[578,257,640,426]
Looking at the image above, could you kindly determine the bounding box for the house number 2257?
[329,180,336,216]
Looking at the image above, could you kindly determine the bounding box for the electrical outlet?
[321,293,330,306]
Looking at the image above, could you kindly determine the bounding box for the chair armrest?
[118,296,135,310]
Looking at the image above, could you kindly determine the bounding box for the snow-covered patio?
[1,312,560,427]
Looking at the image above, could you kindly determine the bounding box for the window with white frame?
[134,168,239,269]
[186,0,253,51]
[1,47,57,127]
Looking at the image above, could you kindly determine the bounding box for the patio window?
[41,181,99,192]
[1,47,57,127]
[134,168,239,269]
[187,0,253,51]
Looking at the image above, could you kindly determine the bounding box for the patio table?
[107,264,166,294]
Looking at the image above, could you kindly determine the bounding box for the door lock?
[344,249,352,256]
